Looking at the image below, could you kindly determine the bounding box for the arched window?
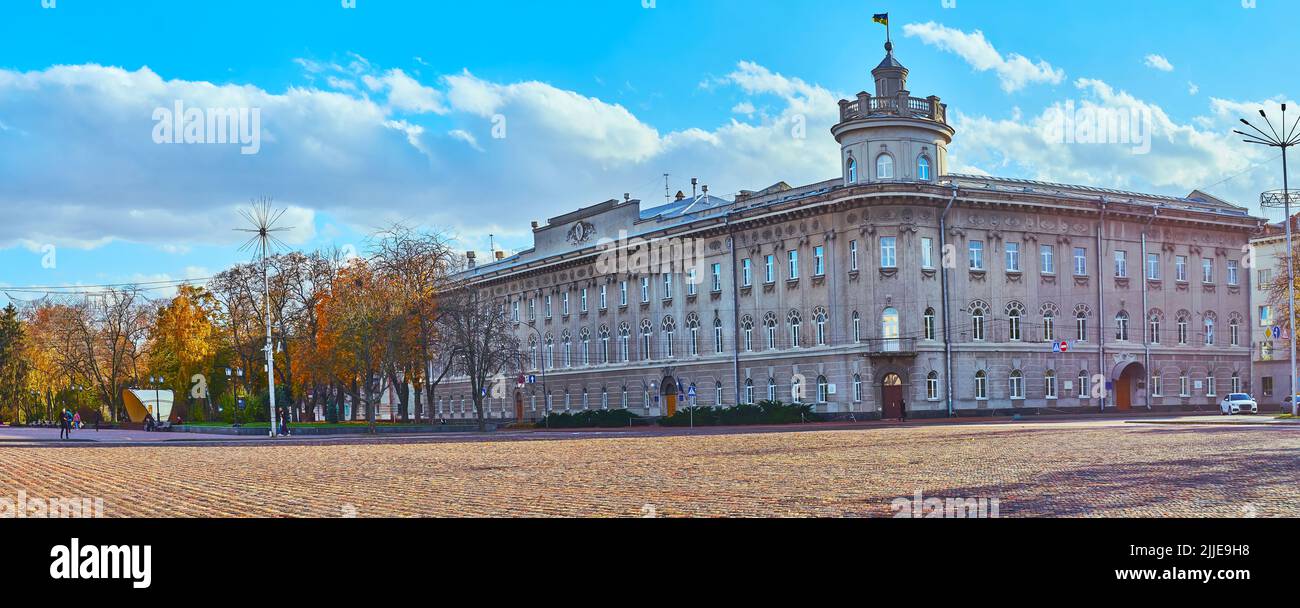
[1204,315,1216,346]
[1231,371,1242,393]
[685,313,700,356]
[599,325,610,363]
[926,371,940,400]
[923,308,936,341]
[1148,310,1162,345]
[882,307,901,351]
[917,155,931,181]
[814,307,829,346]
[1006,303,1025,342]
[971,307,986,341]
[791,376,803,402]
[545,335,555,369]
[579,327,591,366]
[1077,370,1089,397]
[1075,311,1088,342]
[1229,314,1241,347]
[528,336,538,369]
[846,157,858,184]
[876,153,895,179]
[639,319,653,360]
[1045,370,1057,399]
[764,312,778,350]
[767,377,777,402]
[974,370,988,400]
[1115,311,1129,341]
[1009,370,1024,399]
[853,374,863,401]
[1040,303,1059,342]
[741,315,755,351]
[744,378,755,404]
[852,311,862,342]
[816,375,829,403]
[662,316,677,358]
[713,318,724,354]
[1177,314,1189,345]
[618,322,631,362]
[788,310,803,347]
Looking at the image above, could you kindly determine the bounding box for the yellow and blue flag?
[872,13,889,26]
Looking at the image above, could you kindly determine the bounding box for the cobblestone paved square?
[1,420,1296,517]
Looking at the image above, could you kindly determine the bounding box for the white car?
[1220,393,1258,415]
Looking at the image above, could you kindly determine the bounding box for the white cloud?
[952,78,1288,210]
[1188,82,1200,96]
[732,101,756,116]
[903,22,1065,92]
[363,68,447,114]
[1144,54,1175,72]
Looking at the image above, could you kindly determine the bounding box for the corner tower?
[832,39,955,186]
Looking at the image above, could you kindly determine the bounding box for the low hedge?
[536,409,637,428]
[658,400,817,427]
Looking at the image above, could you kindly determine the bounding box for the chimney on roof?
[702,185,709,197]
[675,190,686,202]
[691,177,698,199]
[624,193,631,203]
[466,251,476,269]
[530,221,540,230]
[495,250,506,261]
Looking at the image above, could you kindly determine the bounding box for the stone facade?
[1248,224,1294,407]
[432,44,1263,422]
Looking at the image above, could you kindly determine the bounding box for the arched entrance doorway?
[881,373,904,419]
[661,376,678,417]
[1111,360,1145,410]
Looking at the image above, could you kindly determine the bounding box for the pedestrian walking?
[899,399,907,422]
[59,408,72,440]
[73,412,81,430]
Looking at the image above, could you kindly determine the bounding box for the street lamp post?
[1237,105,1300,414]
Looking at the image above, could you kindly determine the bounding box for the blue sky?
[0,0,1295,304]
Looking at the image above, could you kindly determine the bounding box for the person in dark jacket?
[899,399,907,422]
[59,409,72,440]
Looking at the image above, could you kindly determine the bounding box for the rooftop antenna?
[234,196,293,438]
[664,173,671,205]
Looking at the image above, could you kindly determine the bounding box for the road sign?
[526,375,537,384]
[1273,325,1283,339]
[1053,341,1069,353]
[687,385,697,398]
[236,397,246,411]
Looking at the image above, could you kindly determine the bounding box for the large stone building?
[1248,219,1295,408]
[434,42,1263,421]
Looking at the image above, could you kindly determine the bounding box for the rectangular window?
[921,237,934,269]
[663,273,673,299]
[1202,258,1213,283]
[640,278,649,303]
[1261,305,1272,326]
[619,281,628,306]
[968,240,984,270]
[1259,268,1273,290]
[1073,247,1087,276]
[1045,374,1057,399]
[849,240,859,271]
[711,263,722,292]
[814,246,825,276]
[1146,253,1160,280]
[1114,250,1127,278]
[1005,242,1020,272]
[561,292,569,316]
[580,289,588,312]
[1262,376,1274,398]
[1040,245,1055,275]
[787,250,799,279]
[880,237,897,269]
[686,268,697,296]
[545,295,552,318]
[1150,374,1162,397]
[1175,256,1187,281]
[599,285,607,310]
[1227,260,1238,286]
[512,300,520,322]
[742,258,753,287]
[764,255,775,283]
